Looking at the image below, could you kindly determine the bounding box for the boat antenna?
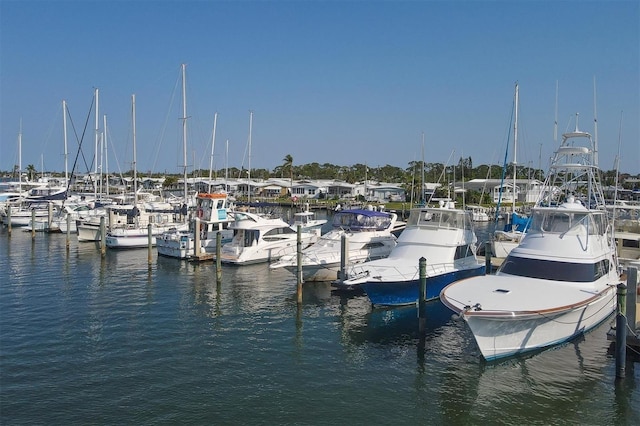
[593,76,599,167]
[554,80,558,144]
[208,112,218,193]
[461,152,466,209]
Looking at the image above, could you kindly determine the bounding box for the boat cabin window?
[622,239,640,249]
[363,242,387,250]
[242,230,259,247]
[407,209,468,230]
[332,212,391,231]
[263,226,296,241]
[529,210,605,235]
[454,244,473,260]
[499,256,611,282]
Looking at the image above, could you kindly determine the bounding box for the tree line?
[6,156,634,191]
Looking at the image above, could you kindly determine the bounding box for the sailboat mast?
[421,132,425,204]
[103,114,109,197]
[181,63,188,205]
[248,110,253,204]
[132,94,137,206]
[512,83,519,213]
[208,112,218,193]
[18,120,22,192]
[99,126,103,196]
[225,139,229,193]
[63,100,68,185]
[94,88,99,200]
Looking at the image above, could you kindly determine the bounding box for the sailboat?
[441,110,621,361]
[156,67,235,259]
[493,83,531,258]
[105,92,188,249]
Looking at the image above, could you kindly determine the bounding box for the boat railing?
[349,261,457,282]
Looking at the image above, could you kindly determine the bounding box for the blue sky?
[1,0,638,178]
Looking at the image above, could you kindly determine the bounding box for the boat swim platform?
[188,253,216,262]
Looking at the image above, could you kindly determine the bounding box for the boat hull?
[156,230,233,260]
[284,262,342,282]
[461,286,616,361]
[219,242,303,265]
[106,234,157,249]
[362,265,485,307]
[77,223,103,242]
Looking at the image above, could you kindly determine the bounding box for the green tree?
[282,154,293,195]
[162,175,178,188]
[26,164,36,181]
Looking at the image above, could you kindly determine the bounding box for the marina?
[1,219,638,424]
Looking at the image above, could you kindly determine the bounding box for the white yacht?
[441,117,621,361]
[270,208,399,281]
[156,192,234,259]
[218,211,319,265]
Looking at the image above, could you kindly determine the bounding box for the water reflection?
[1,226,638,425]
[437,319,626,424]
[340,300,452,346]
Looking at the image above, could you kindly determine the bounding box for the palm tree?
[282,154,293,197]
[26,164,36,182]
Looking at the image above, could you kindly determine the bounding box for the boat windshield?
[332,211,391,231]
[406,209,470,230]
[529,210,606,235]
[499,256,611,282]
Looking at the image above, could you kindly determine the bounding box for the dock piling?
[615,282,627,378]
[625,265,638,333]
[296,225,303,286]
[66,214,71,251]
[48,202,53,229]
[7,206,11,235]
[419,257,427,333]
[339,234,349,282]
[216,232,222,285]
[485,241,492,274]
[194,217,201,257]
[297,225,303,304]
[147,223,153,266]
[31,209,36,239]
[100,216,106,256]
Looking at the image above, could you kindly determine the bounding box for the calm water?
[1,219,638,425]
